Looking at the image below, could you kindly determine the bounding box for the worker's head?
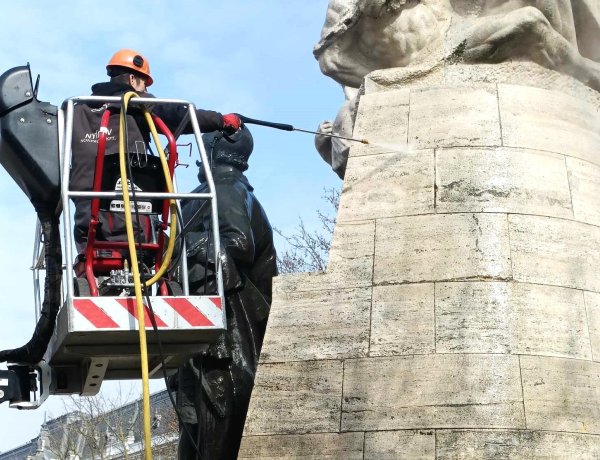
[201,125,254,172]
[106,49,153,90]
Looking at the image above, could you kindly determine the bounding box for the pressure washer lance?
[236,114,370,145]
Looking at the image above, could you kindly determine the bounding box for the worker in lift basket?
[69,48,242,252]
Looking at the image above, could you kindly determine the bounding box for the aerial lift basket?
[31,96,227,402]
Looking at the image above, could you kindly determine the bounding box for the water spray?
[236,114,370,145]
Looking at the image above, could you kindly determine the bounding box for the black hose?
[235,114,294,131]
[0,209,62,364]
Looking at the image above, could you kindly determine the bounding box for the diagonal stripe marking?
[164,298,214,327]
[115,298,168,328]
[73,299,120,329]
[210,297,222,310]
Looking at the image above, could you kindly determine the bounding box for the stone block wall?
[240,64,600,458]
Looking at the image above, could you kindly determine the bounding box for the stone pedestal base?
[240,63,600,458]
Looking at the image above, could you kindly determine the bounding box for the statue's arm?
[315,120,334,165]
[216,183,255,265]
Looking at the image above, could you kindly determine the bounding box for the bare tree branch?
[276,187,340,274]
[43,387,178,459]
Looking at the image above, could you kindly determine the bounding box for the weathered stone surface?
[239,433,364,459]
[249,35,600,456]
[271,272,328,297]
[436,147,572,218]
[436,282,591,359]
[352,90,410,152]
[499,84,600,165]
[364,430,435,459]
[370,284,434,357]
[342,354,524,431]
[270,221,375,296]
[437,429,600,459]
[521,355,600,433]
[567,157,600,227]
[374,213,511,285]
[584,292,600,362]
[408,86,501,149]
[329,220,375,257]
[444,63,600,110]
[365,64,445,93]
[338,149,434,223]
[326,220,375,284]
[509,214,600,292]
[260,287,371,363]
[244,360,343,435]
[365,64,600,112]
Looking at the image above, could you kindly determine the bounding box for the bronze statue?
[175,125,277,460]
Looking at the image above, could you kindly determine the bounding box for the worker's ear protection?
[133,55,144,68]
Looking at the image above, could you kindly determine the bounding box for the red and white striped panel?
[70,296,224,331]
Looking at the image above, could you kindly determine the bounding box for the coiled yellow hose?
[142,110,177,287]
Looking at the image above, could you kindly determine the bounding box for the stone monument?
[314,0,600,177]
[241,1,600,457]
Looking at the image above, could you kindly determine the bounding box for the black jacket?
[71,82,224,193]
[70,82,225,247]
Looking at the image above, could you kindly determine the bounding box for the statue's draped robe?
[176,165,277,460]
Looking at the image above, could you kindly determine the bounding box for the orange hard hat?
[106,49,153,86]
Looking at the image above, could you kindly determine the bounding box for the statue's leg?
[177,423,199,460]
[482,0,576,44]
[183,356,257,460]
[529,0,575,44]
[175,358,202,460]
[462,7,600,90]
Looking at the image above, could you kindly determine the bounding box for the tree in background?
[42,389,178,460]
[275,187,340,274]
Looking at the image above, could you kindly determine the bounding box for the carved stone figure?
[456,0,600,89]
[314,0,600,177]
[314,0,451,88]
[314,86,359,179]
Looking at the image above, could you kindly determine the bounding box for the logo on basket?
[114,178,142,193]
[81,127,116,143]
[110,178,152,213]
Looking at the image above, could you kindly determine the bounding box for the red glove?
[222,113,242,133]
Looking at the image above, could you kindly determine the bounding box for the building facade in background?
[0,390,177,460]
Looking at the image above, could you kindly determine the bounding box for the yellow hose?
[117,92,177,458]
[119,91,152,459]
[142,110,177,287]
